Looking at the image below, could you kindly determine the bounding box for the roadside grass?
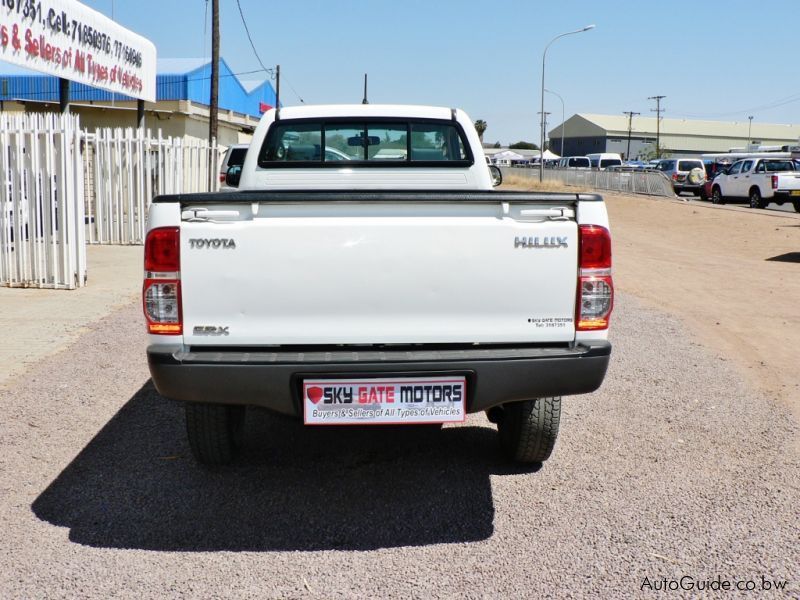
[500,174,589,193]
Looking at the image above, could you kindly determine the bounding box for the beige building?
[549,114,800,158]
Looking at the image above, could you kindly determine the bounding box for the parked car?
[557,156,591,169]
[710,157,800,210]
[145,104,613,467]
[622,160,646,170]
[655,158,706,195]
[699,160,732,201]
[219,144,249,189]
[587,153,623,170]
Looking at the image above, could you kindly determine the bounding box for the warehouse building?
[0,58,278,146]
[548,114,800,159]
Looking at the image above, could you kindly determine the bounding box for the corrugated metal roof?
[552,113,800,142]
[0,58,277,118]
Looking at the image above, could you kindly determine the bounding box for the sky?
[14,1,800,144]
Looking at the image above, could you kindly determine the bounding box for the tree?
[638,142,670,161]
[509,141,539,150]
[474,120,487,142]
[493,141,501,148]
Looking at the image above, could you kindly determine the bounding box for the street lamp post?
[539,24,595,181]
[747,115,754,150]
[545,89,565,156]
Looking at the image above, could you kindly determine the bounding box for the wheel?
[793,201,800,213]
[749,187,766,209]
[185,402,245,466]
[699,188,708,201]
[497,397,561,464]
[711,186,725,205]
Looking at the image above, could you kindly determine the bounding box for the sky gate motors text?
[315,383,463,405]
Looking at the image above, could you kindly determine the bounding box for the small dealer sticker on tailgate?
[303,377,466,425]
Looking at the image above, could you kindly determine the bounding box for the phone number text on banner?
[0,0,156,101]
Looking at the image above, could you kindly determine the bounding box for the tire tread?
[499,397,561,464]
[185,402,242,466]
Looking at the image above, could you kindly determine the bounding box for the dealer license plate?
[303,376,466,425]
[791,190,800,196]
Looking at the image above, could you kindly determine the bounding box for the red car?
[700,160,732,202]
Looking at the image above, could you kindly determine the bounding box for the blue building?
[0,58,278,145]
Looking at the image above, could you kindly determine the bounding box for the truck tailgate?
[179,199,579,346]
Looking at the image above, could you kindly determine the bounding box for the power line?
[233,0,303,103]
[234,0,274,79]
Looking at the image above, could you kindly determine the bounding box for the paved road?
[0,245,141,387]
[1,294,796,598]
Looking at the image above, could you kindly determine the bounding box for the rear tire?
[793,201,800,213]
[185,402,245,466]
[711,186,725,205]
[497,397,561,464]
[749,187,766,209]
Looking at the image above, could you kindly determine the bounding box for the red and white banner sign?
[0,0,156,101]
[303,376,466,425]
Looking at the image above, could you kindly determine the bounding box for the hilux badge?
[514,236,568,248]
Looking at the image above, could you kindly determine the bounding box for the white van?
[557,156,591,169]
[587,153,623,170]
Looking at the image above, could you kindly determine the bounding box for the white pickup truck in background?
[710,156,800,211]
[143,104,613,467]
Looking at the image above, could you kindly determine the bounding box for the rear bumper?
[147,341,612,416]
[773,191,800,201]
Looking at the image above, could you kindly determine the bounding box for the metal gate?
[0,114,221,289]
[85,129,219,245]
[0,113,86,289]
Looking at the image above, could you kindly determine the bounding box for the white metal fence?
[1,113,220,289]
[504,166,676,197]
[0,113,87,289]
[85,130,218,245]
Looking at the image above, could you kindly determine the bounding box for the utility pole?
[537,111,551,161]
[623,111,640,160]
[208,0,219,188]
[648,95,665,158]
[58,78,69,114]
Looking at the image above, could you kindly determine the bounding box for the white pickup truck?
[710,156,800,211]
[143,104,613,467]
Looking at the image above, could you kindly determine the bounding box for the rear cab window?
[677,160,703,172]
[762,160,796,172]
[258,118,472,167]
[227,147,248,167]
[600,159,622,169]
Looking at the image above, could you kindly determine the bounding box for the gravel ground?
[0,293,797,599]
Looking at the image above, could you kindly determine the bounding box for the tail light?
[219,173,226,183]
[577,225,613,331]
[672,173,679,181]
[143,227,182,335]
[772,175,778,189]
